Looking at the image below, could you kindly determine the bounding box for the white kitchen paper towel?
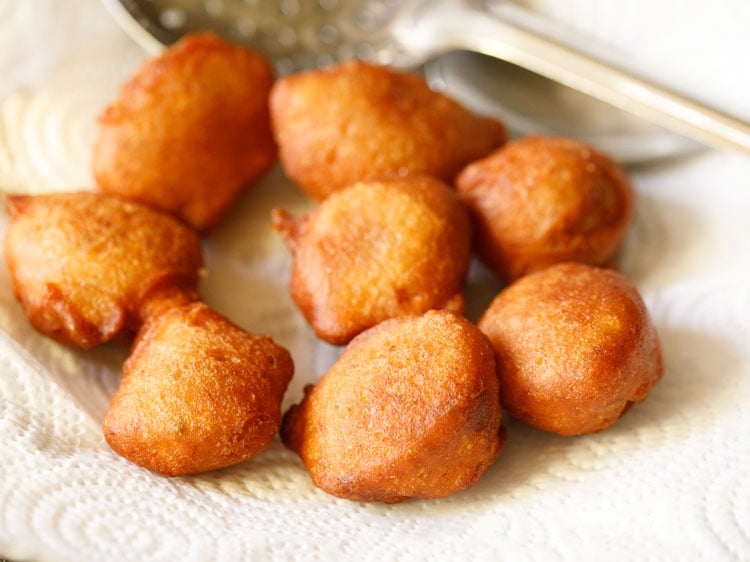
[1,1,749,561]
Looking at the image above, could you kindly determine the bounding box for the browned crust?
[104,302,294,476]
[281,310,504,502]
[270,60,506,200]
[478,262,663,435]
[3,191,202,348]
[271,174,473,344]
[93,32,277,232]
[457,135,634,282]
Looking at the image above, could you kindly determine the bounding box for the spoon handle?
[397,1,750,155]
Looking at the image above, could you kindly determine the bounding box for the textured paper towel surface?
[1,1,749,561]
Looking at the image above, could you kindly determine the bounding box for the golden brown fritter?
[456,135,634,282]
[282,310,504,503]
[272,174,472,345]
[269,60,506,200]
[3,192,202,349]
[103,302,294,476]
[478,262,663,436]
[93,32,277,232]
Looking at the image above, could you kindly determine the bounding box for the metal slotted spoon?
[102,0,750,162]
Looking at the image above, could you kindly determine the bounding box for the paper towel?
[1,0,749,560]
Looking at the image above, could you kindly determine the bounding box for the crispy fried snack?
[282,310,504,503]
[269,60,506,200]
[103,302,294,476]
[272,175,471,345]
[3,192,202,348]
[478,262,663,436]
[93,32,276,232]
[456,135,634,282]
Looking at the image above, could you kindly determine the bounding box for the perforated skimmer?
[102,0,750,158]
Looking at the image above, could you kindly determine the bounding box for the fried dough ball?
[269,60,506,200]
[3,192,202,349]
[282,310,504,503]
[478,262,663,436]
[456,136,634,282]
[272,175,471,345]
[103,302,294,476]
[93,32,276,232]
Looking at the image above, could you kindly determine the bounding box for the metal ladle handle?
[396,1,750,155]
